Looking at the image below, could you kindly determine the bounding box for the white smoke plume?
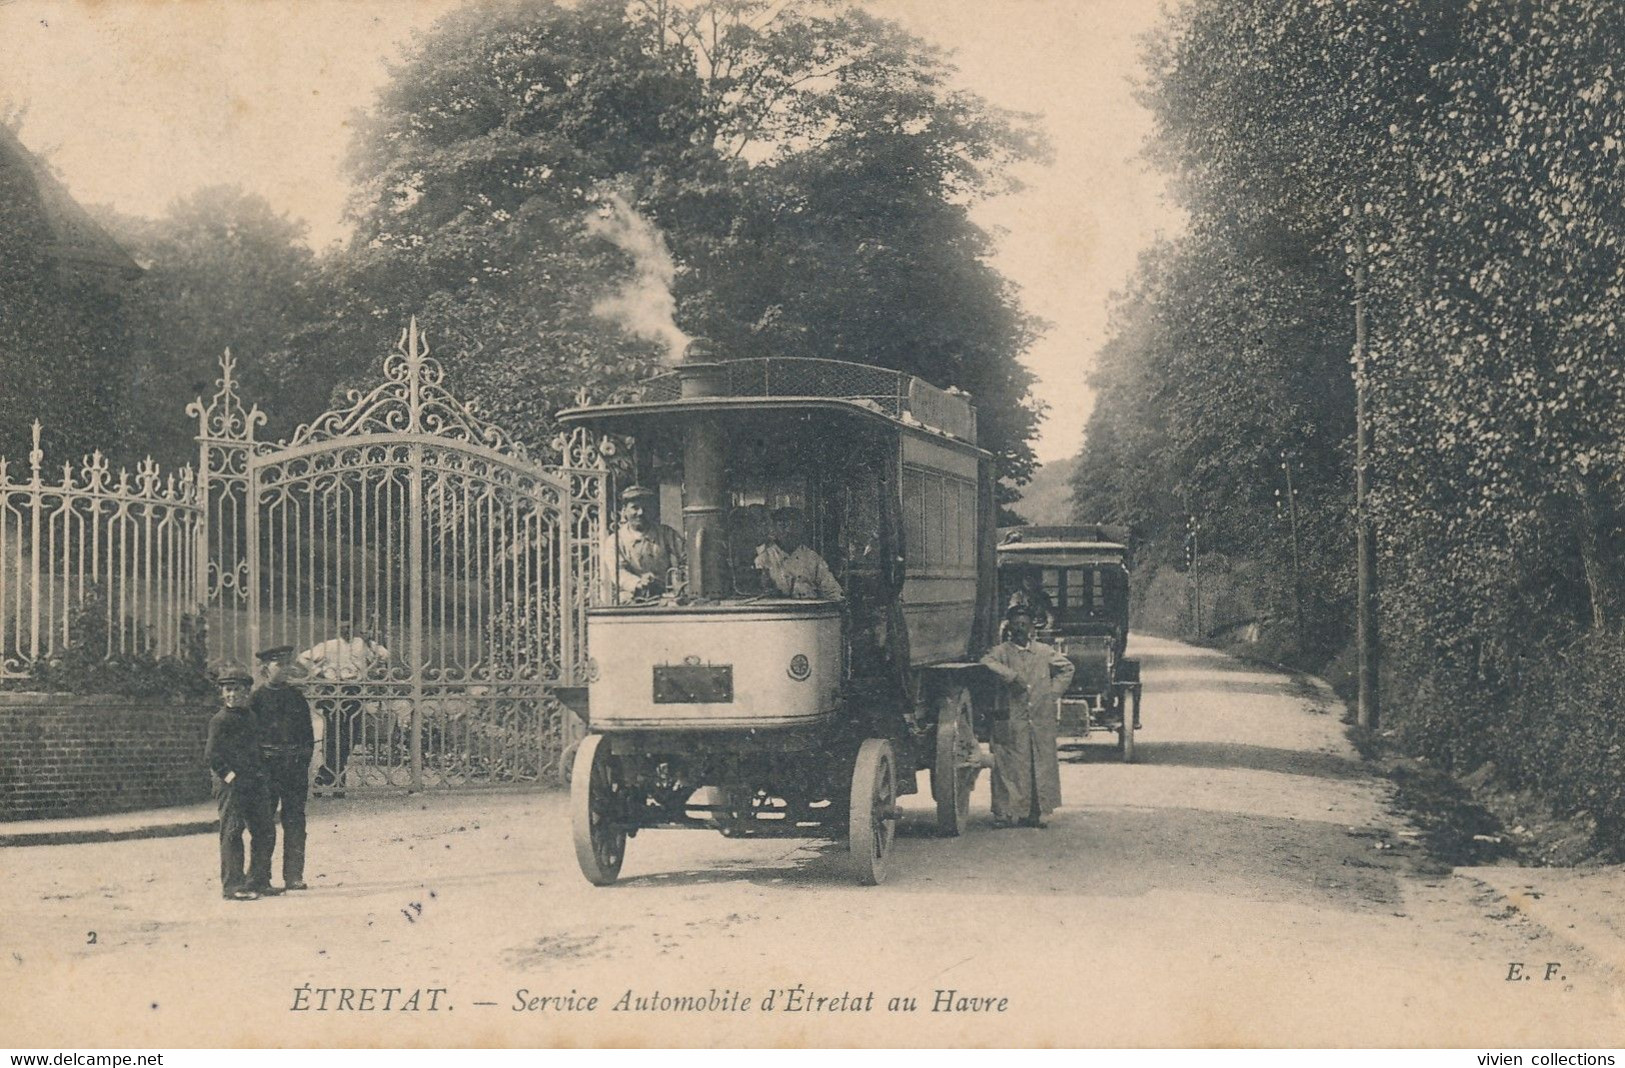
[586,192,691,364]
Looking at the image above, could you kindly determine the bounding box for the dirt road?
[4,636,1621,1047]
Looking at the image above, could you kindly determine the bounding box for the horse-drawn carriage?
[996,525,1142,761]
[557,346,1005,885]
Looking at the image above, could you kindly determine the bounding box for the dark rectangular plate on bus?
[653,664,734,704]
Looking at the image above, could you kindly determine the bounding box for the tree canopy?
[1073,0,1625,836]
[315,0,1047,487]
[103,186,327,466]
[10,1,1048,495]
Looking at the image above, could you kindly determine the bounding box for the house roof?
[0,125,142,282]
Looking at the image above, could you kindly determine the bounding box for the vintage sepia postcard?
[2,0,1622,1052]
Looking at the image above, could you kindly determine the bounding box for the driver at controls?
[602,484,685,602]
[754,507,842,600]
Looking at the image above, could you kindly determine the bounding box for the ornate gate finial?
[188,349,267,445]
[402,316,429,376]
[286,317,529,460]
[28,420,43,483]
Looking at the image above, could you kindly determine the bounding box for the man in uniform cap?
[249,644,315,892]
[204,664,274,901]
[602,484,685,603]
[979,602,1075,828]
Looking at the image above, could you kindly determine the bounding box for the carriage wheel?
[848,739,898,886]
[1117,688,1136,764]
[571,735,627,885]
[931,688,978,837]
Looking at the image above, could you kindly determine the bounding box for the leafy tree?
[1078,0,1625,826]
[320,0,1046,482]
[1070,242,1184,546]
[1073,225,1355,650]
[1368,1,1625,640]
[103,186,331,466]
[1071,3,1435,639]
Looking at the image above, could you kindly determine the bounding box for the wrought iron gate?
[245,321,603,791]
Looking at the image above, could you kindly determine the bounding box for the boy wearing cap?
[204,666,274,901]
[250,645,315,892]
[980,603,1075,829]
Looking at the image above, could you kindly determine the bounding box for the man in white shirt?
[298,618,389,681]
[299,618,388,791]
[755,507,843,600]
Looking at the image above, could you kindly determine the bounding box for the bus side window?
[841,473,883,583]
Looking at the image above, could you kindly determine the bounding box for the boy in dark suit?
[204,665,274,901]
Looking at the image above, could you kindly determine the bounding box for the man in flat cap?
[249,644,315,892]
[204,664,273,901]
[602,484,685,603]
[980,602,1075,829]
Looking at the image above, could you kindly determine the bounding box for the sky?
[0,0,1184,465]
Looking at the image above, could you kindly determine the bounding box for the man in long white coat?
[980,602,1075,828]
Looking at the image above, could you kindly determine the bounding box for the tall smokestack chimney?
[678,337,726,397]
[678,339,729,597]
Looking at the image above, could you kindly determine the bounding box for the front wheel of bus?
[571,735,626,885]
[848,739,898,886]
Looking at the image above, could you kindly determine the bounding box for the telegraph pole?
[1185,514,1203,639]
[1353,202,1380,731]
[1277,451,1306,638]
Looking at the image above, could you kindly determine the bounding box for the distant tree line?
[1072,0,1625,852]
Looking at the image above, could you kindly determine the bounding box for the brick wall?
[0,693,214,820]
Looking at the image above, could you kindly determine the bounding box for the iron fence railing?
[0,422,203,678]
[0,322,607,791]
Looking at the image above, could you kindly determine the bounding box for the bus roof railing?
[636,357,977,444]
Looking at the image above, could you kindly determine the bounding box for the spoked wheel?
[848,738,898,886]
[571,735,627,885]
[1116,688,1136,764]
[931,688,979,837]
